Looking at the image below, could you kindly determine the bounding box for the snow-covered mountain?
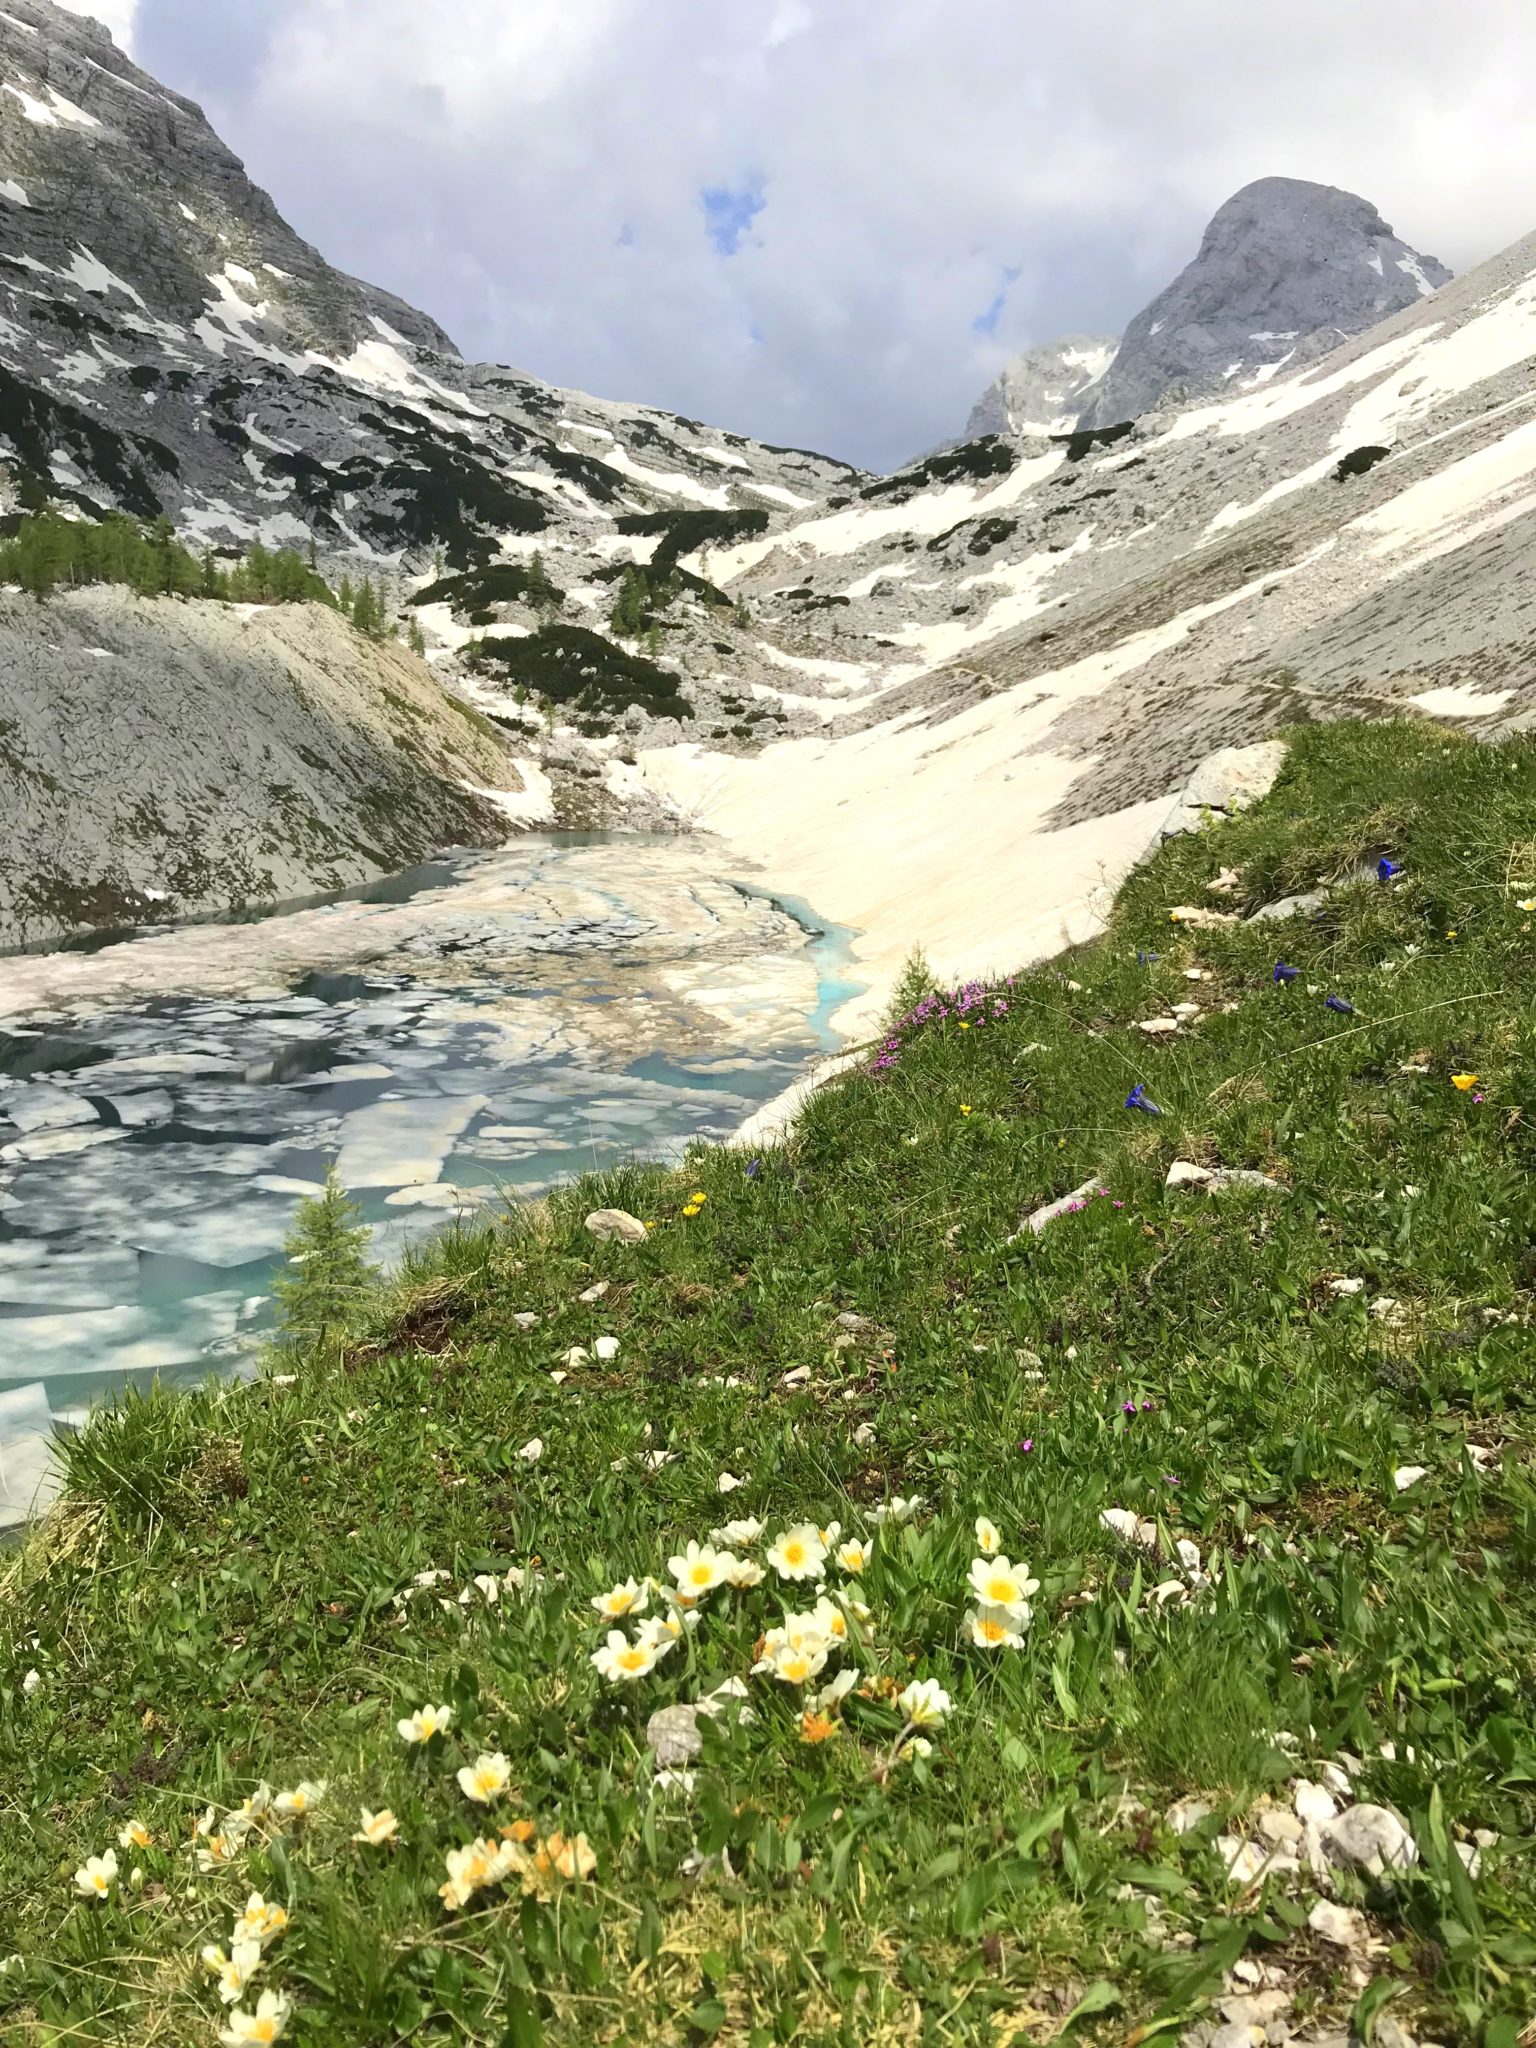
[965,335,1115,439]
[5,0,1536,1024]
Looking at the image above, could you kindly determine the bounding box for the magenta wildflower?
[1123,1400,1137,1416]
[1019,1438,1034,1454]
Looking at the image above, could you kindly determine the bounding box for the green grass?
[4,721,1536,2046]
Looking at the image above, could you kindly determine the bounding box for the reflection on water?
[0,841,861,1432]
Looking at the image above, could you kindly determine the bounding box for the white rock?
[1307,1898,1367,1948]
[1319,1804,1418,1876]
[1207,2026,1265,2048]
[512,1312,541,1330]
[716,1470,744,1493]
[1292,1780,1338,1826]
[782,1365,812,1387]
[852,1422,876,1446]
[1257,1808,1304,1846]
[1318,1761,1354,1796]
[1166,1797,1213,1835]
[517,1437,544,1464]
[578,1281,610,1304]
[1454,1840,1483,1878]
[1182,741,1288,813]
[1327,1277,1365,1296]
[1014,1176,1100,1237]
[594,1335,620,1363]
[549,1371,568,1385]
[1392,1466,1428,1492]
[584,1208,647,1244]
[1138,1017,1180,1035]
[561,1346,591,1369]
[1100,1507,1142,1543]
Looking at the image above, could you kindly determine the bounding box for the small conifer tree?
[272,1166,374,1353]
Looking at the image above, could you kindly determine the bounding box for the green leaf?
[1060,1980,1122,2031]
[500,1988,544,2048]
[1115,1864,1190,1895]
[1350,1976,1402,2041]
[1482,2019,1517,2048]
[1051,1636,1080,1719]
[688,1998,728,2035]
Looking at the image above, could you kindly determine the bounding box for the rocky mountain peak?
[1075,175,1451,427]
[966,175,1450,440]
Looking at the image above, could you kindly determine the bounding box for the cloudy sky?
[59,0,1536,469]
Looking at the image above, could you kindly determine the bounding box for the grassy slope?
[3,722,1535,2047]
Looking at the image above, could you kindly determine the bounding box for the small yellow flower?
[681,1203,701,1218]
[1447,930,1457,939]
[352,1808,399,1846]
[958,1021,970,1030]
[690,1191,708,1204]
[501,1818,538,1845]
[1451,1072,1479,1091]
[959,1104,972,1116]
[117,1820,152,1851]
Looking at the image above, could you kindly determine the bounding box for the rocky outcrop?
[1075,177,1450,428]
[966,336,1115,439]
[0,587,528,948]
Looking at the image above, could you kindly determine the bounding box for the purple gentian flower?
[1377,858,1403,883]
[1124,1083,1162,1115]
[746,1158,762,1179]
[1325,996,1354,1015]
[1273,962,1300,983]
[1137,951,1162,965]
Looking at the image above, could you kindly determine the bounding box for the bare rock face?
[1076,177,1451,428]
[966,336,1116,439]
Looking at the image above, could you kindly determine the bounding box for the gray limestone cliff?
[1074,177,1451,427]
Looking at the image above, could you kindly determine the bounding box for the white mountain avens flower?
[456,1752,511,1804]
[727,1556,765,1588]
[897,1678,952,1727]
[201,1938,264,2006]
[638,1612,685,1655]
[811,1595,849,1642]
[811,1668,860,1712]
[591,1631,659,1683]
[219,1986,291,2045]
[967,1605,1026,1649]
[667,1541,736,1598]
[537,1830,597,1881]
[117,1819,152,1850]
[901,1736,934,1762]
[836,1538,870,1575]
[591,1578,649,1621]
[965,1556,1040,1617]
[765,1524,828,1581]
[352,1808,398,1846]
[73,1850,117,1899]
[273,1781,326,1819]
[397,1704,453,1744]
[974,1516,1001,1556]
[231,1893,288,1950]
[712,1517,764,1547]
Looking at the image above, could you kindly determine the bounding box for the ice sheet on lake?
[0,1381,61,1531]
[336,1093,490,1188]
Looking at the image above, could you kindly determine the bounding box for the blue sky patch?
[702,181,766,257]
[971,263,1021,335]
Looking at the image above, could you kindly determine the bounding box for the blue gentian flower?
[1377,857,1403,883]
[746,1157,762,1179]
[1325,995,1354,1015]
[1136,950,1162,965]
[1273,962,1300,983]
[1124,1083,1163,1115]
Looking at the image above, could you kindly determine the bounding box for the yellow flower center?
[618,1647,648,1672]
[689,1564,714,1587]
[987,1575,1014,1603]
[827,1612,846,1637]
[980,1619,1006,1643]
[782,1655,811,1681]
[783,1541,805,1566]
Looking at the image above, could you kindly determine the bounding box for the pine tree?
[407,616,427,657]
[271,1166,374,1353]
[610,565,647,637]
[351,577,382,637]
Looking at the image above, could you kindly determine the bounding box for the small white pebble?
[22,1669,41,1696]
[716,1470,744,1493]
[518,1437,544,1464]
[594,1335,620,1363]
[782,1365,812,1387]
[577,1282,609,1305]
[549,1371,568,1386]
[1393,1465,1428,1492]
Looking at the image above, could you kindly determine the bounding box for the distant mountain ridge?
[965,335,1116,439]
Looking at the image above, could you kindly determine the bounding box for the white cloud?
[135,0,1536,468]
[52,0,139,53]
